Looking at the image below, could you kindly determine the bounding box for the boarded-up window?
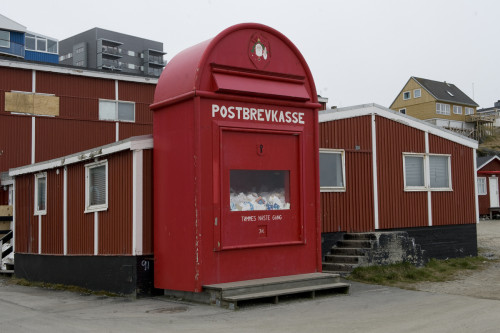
[5,91,59,116]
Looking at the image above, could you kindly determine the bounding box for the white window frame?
[477,177,487,195]
[34,172,47,215]
[399,108,406,114]
[453,105,462,115]
[403,153,426,191]
[319,148,346,192]
[403,153,452,192]
[0,30,10,48]
[436,103,450,115]
[25,33,58,54]
[414,89,421,98]
[85,160,108,213]
[465,107,474,115]
[99,99,136,122]
[403,91,411,100]
[429,154,452,191]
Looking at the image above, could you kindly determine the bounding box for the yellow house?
[390,77,479,134]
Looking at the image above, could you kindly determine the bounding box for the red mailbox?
[151,23,321,292]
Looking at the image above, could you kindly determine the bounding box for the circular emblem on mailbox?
[249,33,271,69]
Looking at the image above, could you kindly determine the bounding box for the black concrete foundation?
[14,254,160,296]
[322,224,478,262]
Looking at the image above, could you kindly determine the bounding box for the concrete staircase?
[204,273,350,309]
[323,233,375,275]
[322,231,425,276]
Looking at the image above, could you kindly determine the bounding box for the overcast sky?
[3,0,499,108]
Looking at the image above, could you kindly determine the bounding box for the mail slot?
[151,23,322,292]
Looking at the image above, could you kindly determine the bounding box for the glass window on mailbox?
[230,170,290,211]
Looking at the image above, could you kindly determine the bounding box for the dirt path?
[412,219,500,300]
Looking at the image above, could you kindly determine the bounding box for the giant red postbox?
[151,23,321,292]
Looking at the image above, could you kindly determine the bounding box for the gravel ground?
[412,219,500,300]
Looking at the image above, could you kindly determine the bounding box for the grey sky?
[3,0,499,108]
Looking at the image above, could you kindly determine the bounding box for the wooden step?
[221,283,350,309]
[0,269,13,275]
[204,273,349,309]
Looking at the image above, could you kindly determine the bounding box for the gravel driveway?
[413,219,500,300]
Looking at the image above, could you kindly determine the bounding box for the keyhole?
[260,144,264,154]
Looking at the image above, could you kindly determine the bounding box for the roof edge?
[9,135,153,176]
[319,103,478,149]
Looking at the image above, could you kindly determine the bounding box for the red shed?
[319,104,479,260]
[9,135,154,295]
[151,23,322,292]
[477,155,500,218]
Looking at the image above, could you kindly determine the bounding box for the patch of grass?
[347,256,489,286]
[9,278,119,297]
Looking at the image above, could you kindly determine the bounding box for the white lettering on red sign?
[212,104,305,125]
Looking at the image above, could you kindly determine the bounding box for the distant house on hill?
[477,100,500,128]
[389,77,490,139]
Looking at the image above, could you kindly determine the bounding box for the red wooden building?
[477,155,500,218]
[319,104,479,260]
[0,57,156,204]
[9,136,154,295]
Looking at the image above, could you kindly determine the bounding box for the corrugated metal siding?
[99,151,133,254]
[0,189,8,205]
[478,181,490,215]
[41,168,64,254]
[24,51,59,64]
[14,175,36,253]
[376,116,428,229]
[479,159,500,172]
[0,114,32,171]
[119,123,153,140]
[142,149,153,254]
[67,163,94,254]
[0,67,32,93]
[319,116,374,232]
[429,134,476,225]
[36,71,114,101]
[117,81,154,124]
[35,117,115,162]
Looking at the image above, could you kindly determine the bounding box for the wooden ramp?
[204,273,350,309]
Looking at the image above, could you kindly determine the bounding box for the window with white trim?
[25,33,58,54]
[35,173,47,215]
[399,108,406,114]
[453,105,462,114]
[85,161,108,212]
[477,177,487,195]
[436,103,450,115]
[414,89,421,98]
[403,91,411,100]
[429,155,451,189]
[404,155,425,189]
[465,107,474,115]
[403,153,452,191]
[99,99,135,122]
[319,149,346,192]
[0,30,10,48]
